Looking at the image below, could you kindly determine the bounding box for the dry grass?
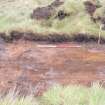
[0,83,105,105]
[0,0,105,39]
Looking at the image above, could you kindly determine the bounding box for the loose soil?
[0,39,105,95]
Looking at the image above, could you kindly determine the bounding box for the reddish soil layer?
[0,40,105,95]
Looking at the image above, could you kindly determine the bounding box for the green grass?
[1,83,105,105]
[41,83,105,105]
[1,0,105,39]
[0,0,51,33]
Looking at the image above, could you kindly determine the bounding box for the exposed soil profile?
[1,0,105,97]
[0,38,105,96]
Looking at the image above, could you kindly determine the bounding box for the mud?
[0,39,105,95]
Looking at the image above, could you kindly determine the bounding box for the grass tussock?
[1,0,105,40]
[0,92,39,105]
[0,83,105,105]
[41,83,105,105]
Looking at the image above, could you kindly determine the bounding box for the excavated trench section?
[0,39,105,95]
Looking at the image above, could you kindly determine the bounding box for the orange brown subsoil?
[0,40,105,95]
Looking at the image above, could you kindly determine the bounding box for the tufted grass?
[0,92,39,105]
[0,83,105,105]
[41,83,105,105]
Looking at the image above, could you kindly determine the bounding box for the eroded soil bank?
[0,39,105,95]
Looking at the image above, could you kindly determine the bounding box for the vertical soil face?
[0,40,105,95]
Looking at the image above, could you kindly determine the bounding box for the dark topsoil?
[0,31,105,44]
